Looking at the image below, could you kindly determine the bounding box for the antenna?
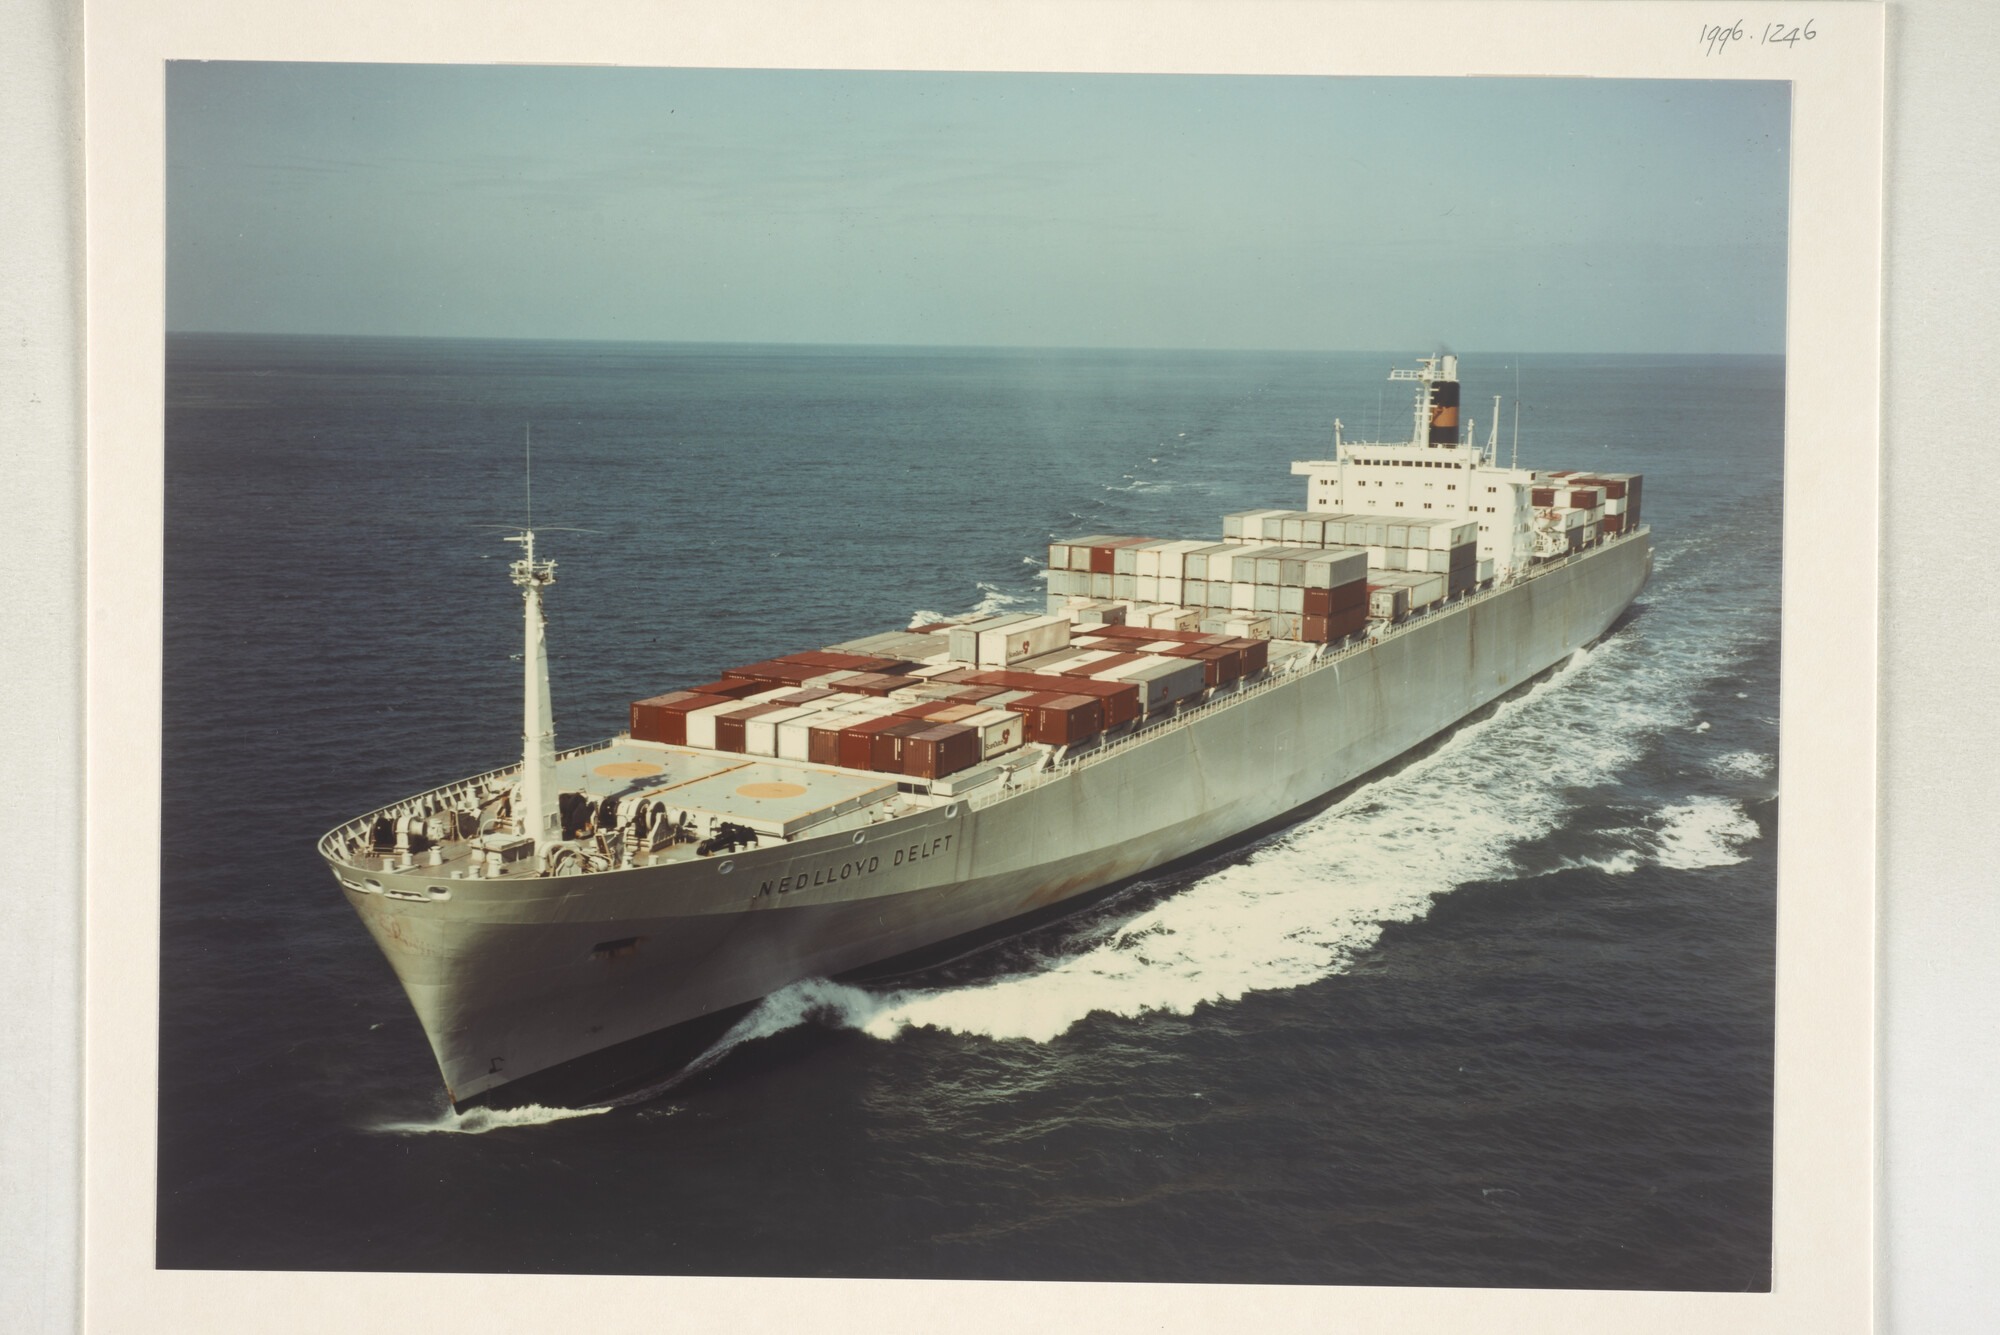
[525,424,532,528]
[1488,394,1502,465]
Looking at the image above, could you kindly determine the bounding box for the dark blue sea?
[159,335,1780,1289]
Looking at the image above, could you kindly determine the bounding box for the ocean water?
[159,336,1781,1288]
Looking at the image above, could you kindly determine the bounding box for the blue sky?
[166,65,1790,353]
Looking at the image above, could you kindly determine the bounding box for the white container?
[1413,547,1453,574]
[684,698,746,750]
[1135,575,1159,602]
[1090,573,1114,598]
[1477,557,1496,582]
[1254,584,1280,612]
[1224,614,1273,639]
[803,669,863,689]
[1254,552,1286,585]
[1151,606,1204,630]
[1230,581,1257,611]
[1129,540,1177,578]
[949,614,1027,663]
[1278,585,1305,614]
[1379,547,1407,571]
[1365,544,1389,567]
[1267,611,1303,640]
[1184,578,1208,606]
[1159,575,1182,605]
[746,705,823,757]
[1152,539,1211,581]
[1119,657,1207,711]
[959,708,1029,759]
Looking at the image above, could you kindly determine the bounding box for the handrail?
[317,737,618,858]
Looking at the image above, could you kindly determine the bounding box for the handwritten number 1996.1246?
[1702,19,1817,56]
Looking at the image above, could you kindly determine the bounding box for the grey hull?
[333,532,1652,1106]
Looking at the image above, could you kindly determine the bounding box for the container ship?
[318,355,1651,1110]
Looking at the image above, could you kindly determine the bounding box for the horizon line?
[165,329,1787,359]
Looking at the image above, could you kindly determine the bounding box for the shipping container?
[1266,611,1303,640]
[777,651,903,673]
[958,708,1028,759]
[871,718,937,772]
[1368,584,1411,621]
[1301,548,1368,589]
[1302,578,1367,617]
[1477,557,1496,582]
[685,678,772,701]
[949,614,1029,664]
[743,704,828,757]
[976,613,1071,667]
[1224,615,1273,640]
[1088,536,1155,574]
[1253,584,1281,613]
[1024,694,1105,745]
[630,691,731,745]
[629,690,704,743]
[1118,657,1207,711]
[1378,546,1407,571]
[1181,544,1233,582]
[1278,585,1306,614]
[1447,564,1476,596]
[1183,578,1209,606]
[1230,582,1258,611]
[714,701,792,753]
[1302,604,1369,642]
[964,672,1141,726]
[901,724,982,780]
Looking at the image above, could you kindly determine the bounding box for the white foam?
[1712,750,1773,778]
[1652,797,1761,870]
[368,1102,611,1135]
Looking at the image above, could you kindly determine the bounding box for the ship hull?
[332,532,1651,1108]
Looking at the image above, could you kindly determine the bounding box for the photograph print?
[160,62,1786,1289]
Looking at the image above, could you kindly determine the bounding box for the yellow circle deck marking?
[595,762,665,778]
[735,782,809,800]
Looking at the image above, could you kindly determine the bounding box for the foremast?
[506,529,561,855]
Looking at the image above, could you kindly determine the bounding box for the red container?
[963,672,1142,727]
[807,717,854,766]
[928,704,987,724]
[1221,638,1269,675]
[839,715,912,771]
[720,659,823,688]
[842,673,923,697]
[895,701,957,720]
[629,691,704,743]
[1073,651,1146,676]
[1530,488,1556,507]
[772,687,842,706]
[1567,489,1599,510]
[1087,536,1154,574]
[1302,578,1368,618]
[687,678,772,700]
[633,692,737,745]
[1602,513,1626,535]
[714,701,789,753]
[873,718,937,772]
[1301,605,1368,643]
[777,651,901,672]
[902,724,981,779]
[1089,624,1214,645]
[1025,694,1105,745]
